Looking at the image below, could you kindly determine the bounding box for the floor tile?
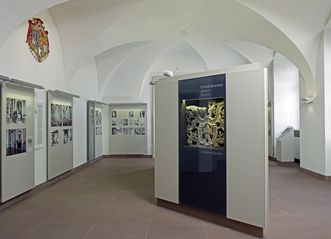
[24,223,92,239]
[147,225,207,239]
[86,224,148,239]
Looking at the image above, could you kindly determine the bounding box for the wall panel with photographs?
[109,104,147,155]
[1,83,35,202]
[47,92,73,180]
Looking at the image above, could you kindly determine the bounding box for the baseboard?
[301,168,331,181]
[156,198,264,238]
[105,154,153,158]
[0,156,103,212]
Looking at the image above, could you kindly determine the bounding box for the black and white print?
[63,106,72,126]
[51,104,62,127]
[63,129,69,144]
[6,98,27,124]
[134,127,145,136]
[6,128,26,156]
[51,130,59,146]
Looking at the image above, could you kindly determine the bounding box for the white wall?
[273,54,300,156]
[73,98,87,167]
[323,29,331,176]
[0,10,65,90]
[300,35,326,175]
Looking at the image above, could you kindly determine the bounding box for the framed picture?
[51,104,62,127]
[6,98,27,124]
[123,119,129,126]
[96,110,102,126]
[139,110,145,118]
[134,127,145,136]
[69,129,73,142]
[96,126,102,135]
[129,111,134,118]
[112,111,117,118]
[123,127,133,135]
[63,105,72,126]
[63,129,69,144]
[51,130,59,146]
[112,127,122,135]
[6,129,27,156]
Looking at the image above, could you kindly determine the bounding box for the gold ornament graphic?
[184,99,224,148]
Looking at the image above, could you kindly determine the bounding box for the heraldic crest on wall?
[26,18,50,63]
[185,99,225,148]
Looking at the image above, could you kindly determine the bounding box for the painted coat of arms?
[26,18,50,63]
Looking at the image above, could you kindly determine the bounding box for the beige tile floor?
[0,157,330,239]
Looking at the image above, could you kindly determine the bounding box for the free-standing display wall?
[87,101,95,161]
[1,83,35,202]
[109,104,147,155]
[47,92,73,180]
[155,66,268,233]
[95,103,104,158]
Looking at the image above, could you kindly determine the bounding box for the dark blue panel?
[178,74,226,215]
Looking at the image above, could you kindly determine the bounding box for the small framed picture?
[112,111,117,118]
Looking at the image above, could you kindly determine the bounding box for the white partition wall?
[73,98,87,167]
[1,83,35,202]
[226,69,268,228]
[34,89,47,186]
[154,65,268,231]
[47,91,74,179]
[109,103,148,155]
[95,103,104,158]
[155,81,179,203]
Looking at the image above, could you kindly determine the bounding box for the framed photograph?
[123,119,129,126]
[138,118,145,126]
[134,127,145,136]
[63,106,72,126]
[96,110,102,126]
[51,104,62,127]
[134,119,139,126]
[6,129,27,156]
[129,119,134,126]
[112,119,122,127]
[129,111,134,118]
[63,129,69,144]
[6,98,27,124]
[123,127,134,135]
[112,127,122,135]
[69,129,73,142]
[96,126,102,135]
[112,111,117,118]
[139,110,145,118]
[51,130,59,146]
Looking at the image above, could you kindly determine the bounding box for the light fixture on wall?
[163,70,174,77]
[300,97,315,104]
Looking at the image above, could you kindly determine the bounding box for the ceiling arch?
[1,0,330,95]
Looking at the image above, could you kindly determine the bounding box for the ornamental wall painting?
[184,98,225,148]
[26,18,50,63]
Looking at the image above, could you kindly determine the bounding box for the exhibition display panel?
[109,103,147,155]
[155,66,268,237]
[179,74,226,215]
[1,82,35,202]
[87,101,95,161]
[94,103,104,158]
[47,91,74,180]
